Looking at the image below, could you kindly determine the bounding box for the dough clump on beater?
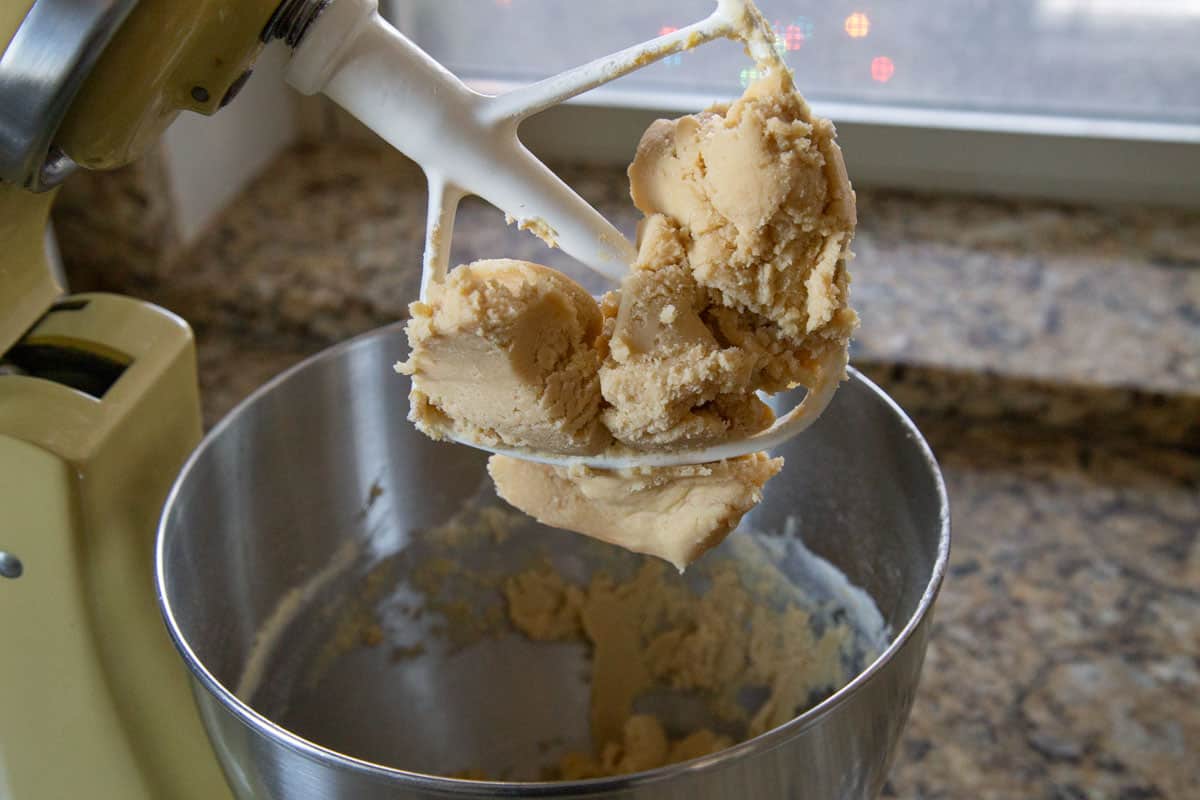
[397,260,609,455]
[398,71,856,569]
[607,69,857,448]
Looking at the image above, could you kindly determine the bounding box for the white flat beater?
[284,0,847,469]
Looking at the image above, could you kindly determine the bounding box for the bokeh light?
[783,23,807,50]
[871,56,895,83]
[774,18,812,51]
[845,12,870,38]
[740,67,762,88]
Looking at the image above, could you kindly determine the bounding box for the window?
[390,1,1200,125]
[382,1,1200,206]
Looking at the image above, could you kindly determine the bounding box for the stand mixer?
[2,1,849,796]
[1,2,321,797]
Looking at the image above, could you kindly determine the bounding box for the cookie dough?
[600,69,857,449]
[556,714,733,780]
[628,69,856,342]
[501,557,853,778]
[396,259,608,454]
[488,453,783,571]
[277,497,874,782]
[396,68,856,567]
[598,216,774,448]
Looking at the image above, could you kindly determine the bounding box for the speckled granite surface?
[58,138,1199,799]
[62,139,1198,394]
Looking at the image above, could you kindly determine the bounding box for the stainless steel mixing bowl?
[156,322,949,799]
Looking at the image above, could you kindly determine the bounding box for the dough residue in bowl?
[502,556,852,779]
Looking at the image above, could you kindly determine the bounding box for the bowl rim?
[156,321,951,797]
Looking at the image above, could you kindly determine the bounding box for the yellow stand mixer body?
[0,1,301,795]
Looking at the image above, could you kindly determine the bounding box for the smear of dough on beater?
[504,214,560,249]
[488,453,782,572]
[397,67,856,569]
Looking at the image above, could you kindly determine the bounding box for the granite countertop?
[56,138,1199,798]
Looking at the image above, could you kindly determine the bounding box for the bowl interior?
[159,324,946,781]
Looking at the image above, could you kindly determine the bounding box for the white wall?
[160,42,299,243]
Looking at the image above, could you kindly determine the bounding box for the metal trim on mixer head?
[155,322,951,796]
[0,0,138,190]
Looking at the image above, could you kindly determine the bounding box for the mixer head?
[0,0,323,355]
